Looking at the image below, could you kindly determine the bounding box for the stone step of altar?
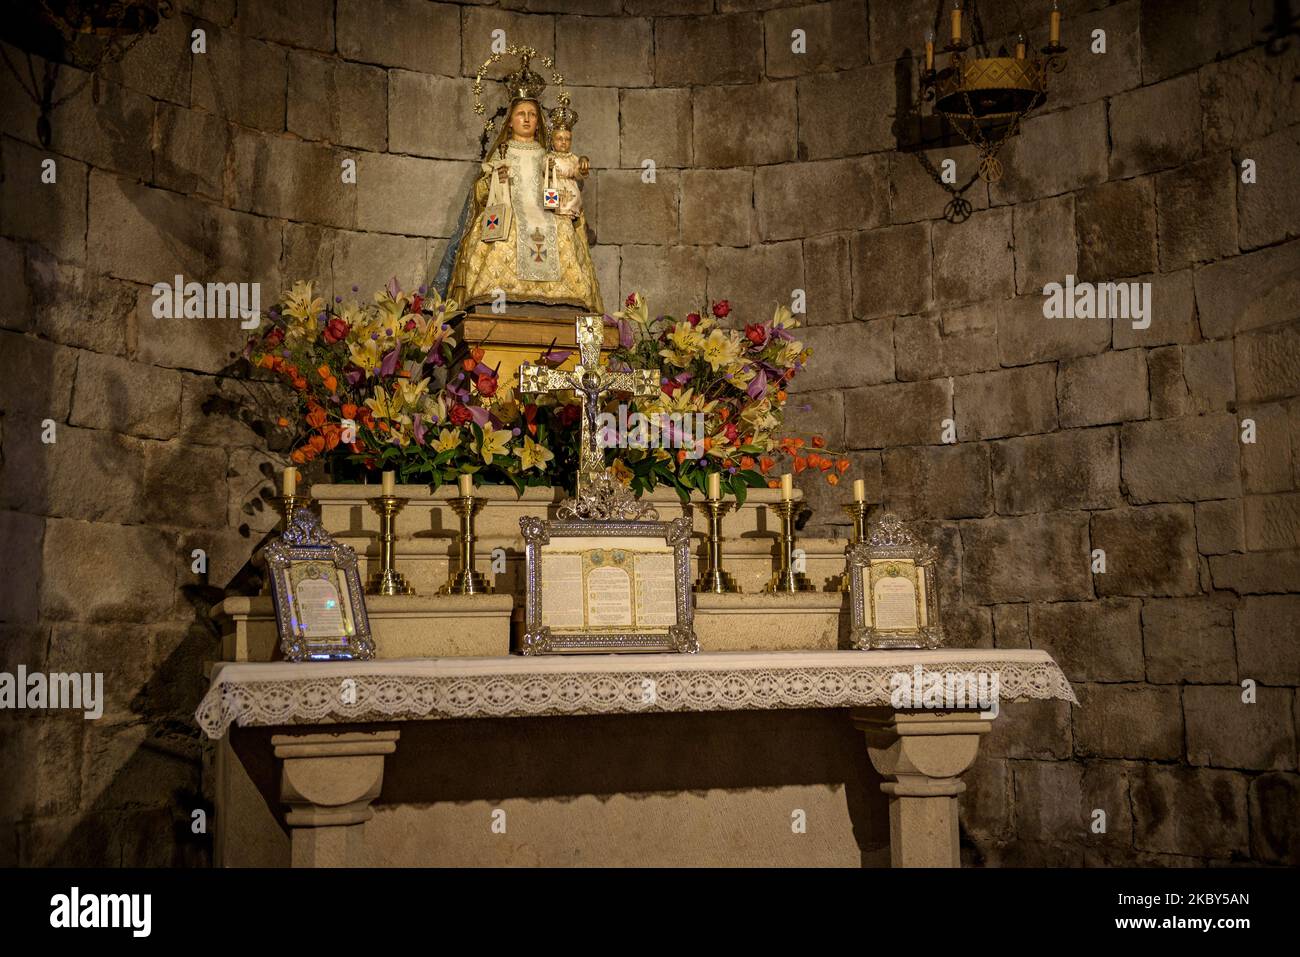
[337,535,850,601]
[214,591,849,662]
[312,483,825,544]
[305,482,854,602]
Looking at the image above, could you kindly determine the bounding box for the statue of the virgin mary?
[433,50,602,314]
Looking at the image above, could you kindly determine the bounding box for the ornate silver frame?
[847,513,944,651]
[265,508,375,662]
[519,515,698,655]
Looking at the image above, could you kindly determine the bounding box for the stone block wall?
[1,0,1296,866]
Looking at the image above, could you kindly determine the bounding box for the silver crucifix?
[518,315,657,515]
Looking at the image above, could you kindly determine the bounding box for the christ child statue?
[546,97,588,221]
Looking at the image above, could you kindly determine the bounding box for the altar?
[197,649,1074,868]
[205,43,1084,870]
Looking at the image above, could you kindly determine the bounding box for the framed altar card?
[518,516,698,654]
[264,508,375,662]
[847,514,944,651]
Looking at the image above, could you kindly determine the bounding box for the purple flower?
[441,323,450,331]
[746,368,767,399]
[351,284,359,292]
[379,348,400,377]
[541,349,573,364]
[618,317,634,349]
[512,427,521,436]
[385,276,401,300]
[412,414,426,445]
[335,296,342,303]
[467,406,491,427]
[418,285,427,295]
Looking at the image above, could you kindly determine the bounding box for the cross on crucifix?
[529,228,548,264]
[518,316,657,500]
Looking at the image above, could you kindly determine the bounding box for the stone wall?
[1,0,1296,866]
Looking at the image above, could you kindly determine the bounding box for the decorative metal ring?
[943,196,974,223]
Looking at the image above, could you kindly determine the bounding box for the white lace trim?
[196,657,1076,739]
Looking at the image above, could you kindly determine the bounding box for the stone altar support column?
[852,709,990,868]
[273,730,400,868]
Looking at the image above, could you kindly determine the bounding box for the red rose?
[410,294,423,314]
[724,422,739,444]
[712,300,731,319]
[322,317,350,344]
[264,327,285,347]
[449,404,471,426]
[661,377,678,397]
[625,293,637,308]
[403,318,417,332]
[555,404,580,428]
[476,373,498,397]
[686,312,701,328]
[744,323,766,346]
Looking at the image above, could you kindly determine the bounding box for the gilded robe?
[447,138,602,313]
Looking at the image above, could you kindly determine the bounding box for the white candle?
[780,473,793,502]
[1050,1,1060,45]
[1015,34,1026,59]
[381,470,396,497]
[951,1,962,43]
[853,478,865,503]
[708,472,721,500]
[925,29,935,70]
[458,473,473,497]
[281,466,297,497]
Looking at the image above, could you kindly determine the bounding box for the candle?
[458,473,473,497]
[708,472,721,500]
[951,1,961,43]
[381,470,396,497]
[1050,1,1060,45]
[924,29,935,70]
[780,473,793,502]
[1015,34,1026,59]
[281,466,297,497]
[853,478,865,503]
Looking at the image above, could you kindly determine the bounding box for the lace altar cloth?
[196,650,1076,739]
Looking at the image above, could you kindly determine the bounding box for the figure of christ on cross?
[518,316,657,500]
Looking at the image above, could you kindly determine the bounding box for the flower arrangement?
[245,280,850,504]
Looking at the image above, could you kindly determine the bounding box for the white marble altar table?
[196,650,1074,868]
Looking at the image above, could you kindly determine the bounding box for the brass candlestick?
[366,495,414,596]
[765,500,814,593]
[441,495,490,594]
[272,494,312,532]
[833,501,874,592]
[694,498,740,594]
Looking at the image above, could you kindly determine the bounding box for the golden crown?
[502,54,547,102]
[548,93,578,131]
